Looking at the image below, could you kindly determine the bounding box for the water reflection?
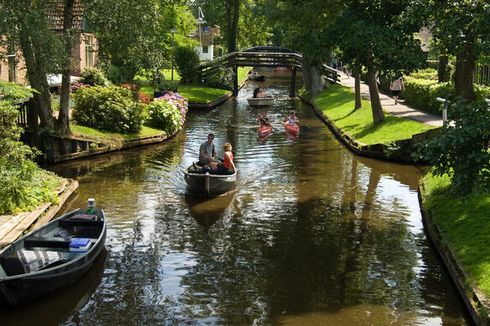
[184,192,236,229]
[28,77,470,324]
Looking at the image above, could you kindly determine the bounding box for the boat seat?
[24,237,71,248]
[59,219,103,228]
[1,249,66,276]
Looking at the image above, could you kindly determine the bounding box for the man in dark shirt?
[198,133,217,166]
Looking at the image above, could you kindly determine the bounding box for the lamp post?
[436,97,450,126]
[170,28,177,81]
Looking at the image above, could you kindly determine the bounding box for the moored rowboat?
[247,97,274,107]
[184,165,237,197]
[0,206,106,305]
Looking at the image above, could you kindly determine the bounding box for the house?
[191,25,220,61]
[0,0,98,86]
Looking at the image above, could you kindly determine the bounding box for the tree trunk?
[437,54,449,83]
[353,67,361,110]
[301,58,323,96]
[228,0,240,52]
[56,0,77,136]
[367,67,384,125]
[454,42,476,101]
[18,24,54,131]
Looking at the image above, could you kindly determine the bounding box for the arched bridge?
[199,46,341,97]
[199,46,303,97]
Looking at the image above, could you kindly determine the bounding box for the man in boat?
[196,133,218,171]
[253,87,268,98]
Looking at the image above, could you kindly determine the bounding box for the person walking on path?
[390,76,405,105]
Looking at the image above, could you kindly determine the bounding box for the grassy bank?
[421,173,490,297]
[139,67,250,104]
[71,122,166,141]
[313,84,434,145]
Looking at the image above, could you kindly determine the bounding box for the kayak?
[258,124,273,138]
[284,122,300,136]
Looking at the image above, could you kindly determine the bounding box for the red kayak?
[258,124,273,138]
[284,122,300,136]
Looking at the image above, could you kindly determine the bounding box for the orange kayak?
[258,125,273,138]
[284,122,299,136]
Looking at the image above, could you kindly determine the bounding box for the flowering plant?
[71,81,90,93]
[155,92,188,126]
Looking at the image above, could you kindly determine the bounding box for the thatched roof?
[45,0,85,31]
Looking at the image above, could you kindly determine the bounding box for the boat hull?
[247,97,274,107]
[258,125,273,138]
[285,122,300,136]
[248,75,266,81]
[0,209,106,305]
[184,168,237,197]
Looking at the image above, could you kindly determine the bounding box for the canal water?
[1,79,470,325]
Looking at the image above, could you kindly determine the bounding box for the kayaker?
[257,113,271,127]
[285,111,299,125]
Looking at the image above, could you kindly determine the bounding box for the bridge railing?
[320,64,342,84]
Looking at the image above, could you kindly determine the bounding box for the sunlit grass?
[313,84,433,145]
[422,173,490,297]
[71,122,165,141]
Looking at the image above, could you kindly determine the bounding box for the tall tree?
[0,0,67,134]
[336,0,425,125]
[423,0,490,100]
[86,0,195,82]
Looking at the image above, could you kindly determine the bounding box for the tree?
[86,0,195,82]
[423,0,490,100]
[0,0,68,134]
[336,0,425,125]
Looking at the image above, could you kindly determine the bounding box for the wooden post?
[290,67,297,97]
[233,64,239,96]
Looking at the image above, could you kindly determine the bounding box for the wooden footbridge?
[199,46,301,97]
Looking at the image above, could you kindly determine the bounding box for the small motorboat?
[248,74,267,81]
[284,122,300,136]
[0,203,106,305]
[247,97,274,107]
[258,124,273,138]
[184,165,237,197]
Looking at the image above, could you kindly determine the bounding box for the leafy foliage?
[0,101,60,214]
[86,0,196,82]
[73,86,144,133]
[147,99,181,135]
[175,45,201,83]
[415,99,490,193]
[80,67,109,86]
[0,81,35,101]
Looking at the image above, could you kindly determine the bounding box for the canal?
[1,78,470,325]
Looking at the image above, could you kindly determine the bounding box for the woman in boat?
[212,143,236,175]
[285,111,299,125]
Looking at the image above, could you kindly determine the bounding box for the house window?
[8,56,16,83]
[202,45,209,53]
[85,35,94,68]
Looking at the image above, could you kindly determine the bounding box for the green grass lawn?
[178,85,229,103]
[313,84,434,145]
[422,173,490,297]
[71,122,165,141]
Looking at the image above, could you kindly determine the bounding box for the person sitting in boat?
[213,143,237,175]
[257,113,271,127]
[195,133,218,171]
[254,87,268,98]
[285,111,299,125]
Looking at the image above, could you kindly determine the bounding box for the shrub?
[409,68,437,80]
[156,92,188,126]
[0,101,61,214]
[80,67,109,86]
[403,77,454,115]
[175,45,201,83]
[0,81,34,101]
[147,99,181,135]
[415,99,490,194]
[73,85,144,133]
[202,66,234,90]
